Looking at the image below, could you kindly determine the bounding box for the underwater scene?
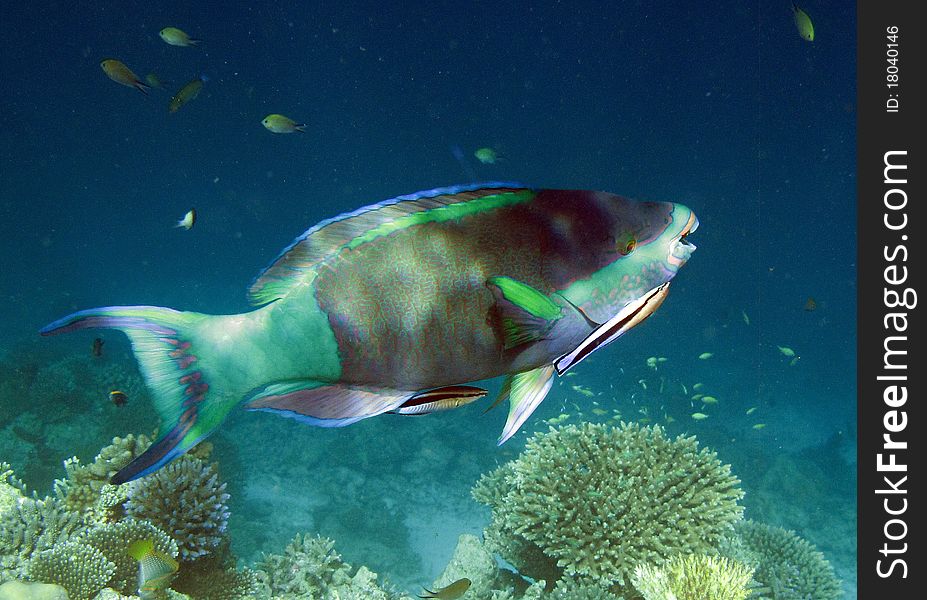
[0,1,856,599]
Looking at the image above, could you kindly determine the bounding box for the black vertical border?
[857,0,924,597]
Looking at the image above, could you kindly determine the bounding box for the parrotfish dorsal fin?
[248,183,531,305]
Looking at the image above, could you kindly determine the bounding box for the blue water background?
[0,0,857,596]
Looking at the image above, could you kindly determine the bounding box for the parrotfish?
[41,184,698,483]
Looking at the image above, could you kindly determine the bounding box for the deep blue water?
[1,0,857,597]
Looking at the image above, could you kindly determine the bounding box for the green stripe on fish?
[40,184,698,482]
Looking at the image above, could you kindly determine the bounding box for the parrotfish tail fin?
[135,81,151,95]
[40,305,225,484]
[497,364,556,445]
[189,38,203,46]
[294,124,308,133]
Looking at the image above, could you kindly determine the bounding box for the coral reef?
[124,454,230,560]
[472,422,744,594]
[0,494,83,566]
[254,532,412,599]
[720,520,842,600]
[54,434,152,519]
[631,554,754,600]
[26,540,116,599]
[0,436,251,600]
[78,519,178,595]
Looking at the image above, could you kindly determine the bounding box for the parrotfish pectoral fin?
[555,282,671,375]
[497,364,556,445]
[487,276,562,349]
[41,305,231,484]
[245,381,413,427]
[388,385,487,415]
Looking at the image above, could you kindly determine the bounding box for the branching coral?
[254,533,409,599]
[632,554,754,600]
[472,422,744,593]
[720,520,841,600]
[0,494,84,564]
[78,518,179,594]
[124,454,230,560]
[53,434,152,519]
[26,540,116,599]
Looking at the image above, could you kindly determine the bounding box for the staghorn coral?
[26,540,116,599]
[254,533,410,599]
[124,454,230,560]
[472,422,744,593]
[78,518,178,594]
[631,554,754,600]
[720,520,842,600]
[0,494,84,564]
[53,434,153,518]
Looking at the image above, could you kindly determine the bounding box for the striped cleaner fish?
[41,184,698,483]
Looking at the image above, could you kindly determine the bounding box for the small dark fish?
[418,578,471,600]
[92,337,105,357]
[168,77,204,113]
[803,296,817,312]
[110,390,128,407]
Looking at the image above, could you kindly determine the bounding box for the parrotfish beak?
[668,208,698,269]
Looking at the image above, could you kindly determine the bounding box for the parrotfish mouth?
[670,211,699,266]
[554,282,672,375]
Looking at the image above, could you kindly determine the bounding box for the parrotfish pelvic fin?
[40,305,229,484]
[245,380,413,427]
[487,276,563,349]
[497,364,556,445]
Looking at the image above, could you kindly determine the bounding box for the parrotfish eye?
[619,238,637,255]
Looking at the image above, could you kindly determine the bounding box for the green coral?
[473,422,744,593]
[720,520,841,600]
[631,554,754,600]
[124,454,230,560]
[26,540,116,599]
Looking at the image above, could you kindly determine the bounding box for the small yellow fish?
[664,414,675,424]
[701,396,718,404]
[159,27,201,47]
[262,113,308,134]
[128,539,179,600]
[474,147,500,164]
[646,356,658,369]
[691,412,709,420]
[792,4,815,42]
[698,352,713,360]
[591,408,608,416]
[742,310,750,325]
[691,394,703,401]
[745,406,758,415]
[752,423,767,430]
[168,77,205,113]
[692,382,705,391]
[571,385,595,397]
[789,356,801,367]
[100,59,150,94]
[175,209,196,230]
[777,346,796,357]
[419,577,471,599]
